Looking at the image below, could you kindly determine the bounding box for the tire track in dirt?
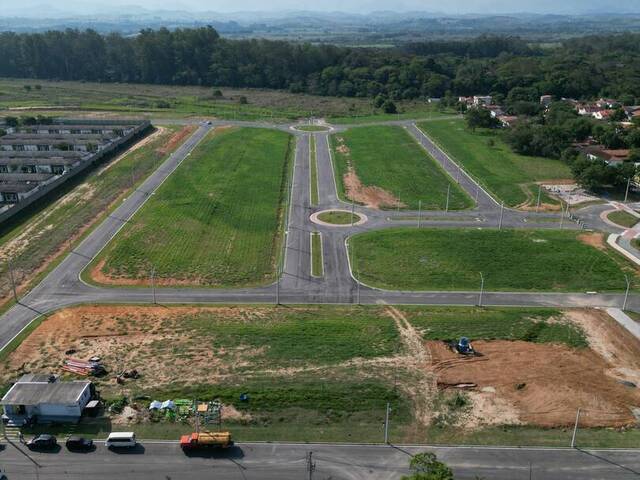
[381,302,437,426]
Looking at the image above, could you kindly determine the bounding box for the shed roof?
[0,173,56,182]
[0,183,39,193]
[1,380,90,406]
[0,151,85,159]
[0,157,79,166]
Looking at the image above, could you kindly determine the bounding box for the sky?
[3,0,640,16]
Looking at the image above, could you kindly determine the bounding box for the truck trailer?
[180,431,233,450]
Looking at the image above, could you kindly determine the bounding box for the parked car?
[105,432,137,449]
[26,434,57,450]
[65,436,94,451]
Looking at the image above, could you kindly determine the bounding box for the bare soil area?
[430,309,640,427]
[343,168,404,210]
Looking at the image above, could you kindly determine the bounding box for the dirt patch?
[565,309,640,386]
[0,305,265,395]
[430,339,640,427]
[156,125,196,156]
[90,258,210,287]
[577,232,607,251]
[343,168,404,210]
[97,127,166,176]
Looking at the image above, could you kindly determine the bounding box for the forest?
[1,28,640,103]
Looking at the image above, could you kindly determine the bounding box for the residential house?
[540,95,553,107]
[1,374,93,425]
[473,95,493,106]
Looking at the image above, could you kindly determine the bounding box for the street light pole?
[384,402,390,444]
[445,184,450,213]
[498,202,504,230]
[571,408,581,448]
[7,258,18,303]
[625,177,631,203]
[624,274,631,311]
[478,272,485,307]
[151,266,156,304]
[418,200,422,229]
[536,185,542,213]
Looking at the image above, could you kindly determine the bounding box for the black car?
[26,434,57,450]
[66,436,94,451]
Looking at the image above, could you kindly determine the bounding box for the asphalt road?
[1,441,640,480]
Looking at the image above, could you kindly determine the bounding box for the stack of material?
[62,358,105,376]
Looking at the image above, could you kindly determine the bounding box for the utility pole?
[276,264,280,305]
[560,202,565,229]
[306,451,316,480]
[623,274,631,311]
[625,176,631,203]
[498,202,505,230]
[571,408,581,448]
[418,200,422,229]
[384,402,391,444]
[397,191,401,214]
[150,266,156,304]
[7,258,18,303]
[536,185,542,213]
[445,184,451,213]
[475,183,480,204]
[456,165,461,184]
[478,272,484,307]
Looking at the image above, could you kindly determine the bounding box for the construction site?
[1,304,639,442]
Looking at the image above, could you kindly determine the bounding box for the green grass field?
[607,210,639,228]
[349,228,634,291]
[0,78,455,123]
[418,119,572,207]
[402,306,587,348]
[95,127,292,287]
[330,125,472,210]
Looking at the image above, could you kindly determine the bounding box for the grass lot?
[0,78,454,122]
[329,109,455,125]
[331,125,471,210]
[311,232,324,277]
[317,210,358,225]
[402,306,587,348]
[418,119,572,207]
[349,228,635,291]
[0,125,184,304]
[309,134,319,206]
[95,127,292,287]
[607,210,639,228]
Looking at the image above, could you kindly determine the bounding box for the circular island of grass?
[292,125,331,132]
[310,209,367,227]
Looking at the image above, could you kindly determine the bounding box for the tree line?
[1,28,640,103]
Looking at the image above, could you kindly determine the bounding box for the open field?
[0,125,190,306]
[418,119,573,208]
[0,78,454,122]
[91,127,292,287]
[607,210,639,228]
[2,305,639,445]
[330,126,471,210]
[349,228,637,291]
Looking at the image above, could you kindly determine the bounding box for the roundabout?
[310,209,368,227]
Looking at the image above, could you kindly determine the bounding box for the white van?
[105,432,137,448]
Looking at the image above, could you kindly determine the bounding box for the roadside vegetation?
[418,119,572,208]
[309,134,319,206]
[317,210,359,225]
[93,127,292,287]
[0,125,184,306]
[349,228,635,291]
[311,232,324,277]
[331,125,471,210]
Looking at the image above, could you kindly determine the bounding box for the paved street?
[1,440,640,480]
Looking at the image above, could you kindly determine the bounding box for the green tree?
[382,99,397,114]
[401,452,454,480]
[465,107,499,131]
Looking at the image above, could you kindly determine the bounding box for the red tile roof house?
[577,104,600,116]
[593,109,615,120]
[577,145,631,165]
